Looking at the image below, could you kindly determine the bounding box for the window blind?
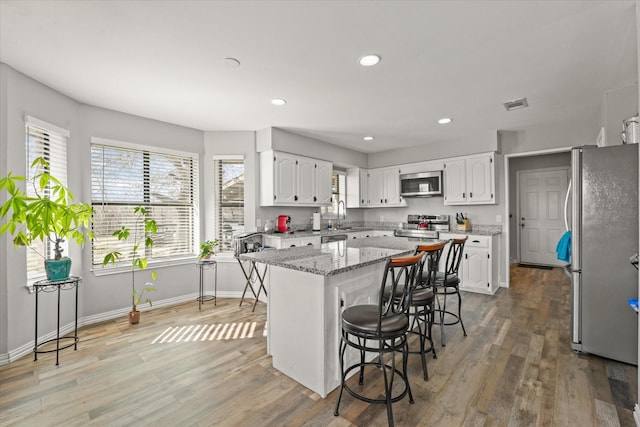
[214,158,244,252]
[25,117,69,280]
[91,141,199,266]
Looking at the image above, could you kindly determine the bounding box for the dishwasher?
[321,234,347,243]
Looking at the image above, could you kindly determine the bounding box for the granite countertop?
[441,225,502,236]
[238,236,418,276]
[263,227,376,239]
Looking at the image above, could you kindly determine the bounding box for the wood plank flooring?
[1,265,637,426]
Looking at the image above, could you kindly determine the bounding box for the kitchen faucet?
[337,199,346,229]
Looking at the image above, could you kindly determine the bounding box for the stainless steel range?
[394,214,449,239]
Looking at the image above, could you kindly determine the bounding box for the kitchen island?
[238,237,419,397]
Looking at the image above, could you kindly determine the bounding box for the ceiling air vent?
[503,97,528,111]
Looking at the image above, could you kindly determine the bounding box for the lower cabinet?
[263,235,321,249]
[439,233,499,295]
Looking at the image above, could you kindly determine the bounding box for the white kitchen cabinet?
[260,150,333,206]
[263,234,321,249]
[346,167,370,207]
[367,169,384,205]
[438,233,499,295]
[347,166,405,208]
[443,152,495,205]
[316,160,333,205]
[372,230,393,237]
[296,155,316,204]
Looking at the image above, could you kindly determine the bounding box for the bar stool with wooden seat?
[383,241,446,381]
[433,236,468,346]
[334,252,425,427]
[408,241,447,380]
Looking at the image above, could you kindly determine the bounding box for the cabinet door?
[296,156,316,204]
[444,158,467,204]
[368,169,384,206]
[383,168,401,205]
[466,154,494,203]
[316,160,333,205]
[360,169,369,206]
[462,248,489,290]
[274,152,297,204]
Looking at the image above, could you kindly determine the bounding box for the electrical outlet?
[496,214,502,223]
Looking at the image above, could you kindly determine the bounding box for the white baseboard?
[634,404,640,427]
[0,291,249,366]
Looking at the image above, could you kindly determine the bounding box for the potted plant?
[199,239,219,259]
[102,206,158,324]
[0,157,93,281]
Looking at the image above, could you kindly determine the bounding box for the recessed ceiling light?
[438,118,453,125]
[271,98,287,106]
[359,54,381,67]
[223,57,241,68]
[363,136,375,141]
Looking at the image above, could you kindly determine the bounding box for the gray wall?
[0,64,205,359]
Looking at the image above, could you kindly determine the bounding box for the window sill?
[92,256,198,277]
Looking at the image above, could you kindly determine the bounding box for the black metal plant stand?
[196,259,217,309]
[33,275,81,365]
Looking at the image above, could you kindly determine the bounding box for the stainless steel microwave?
[400,171,443,197]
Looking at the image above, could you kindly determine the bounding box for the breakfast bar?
[238,237,419,397]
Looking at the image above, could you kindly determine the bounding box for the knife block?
[457,219,471,231]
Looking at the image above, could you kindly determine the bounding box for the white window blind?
[25,116,69,280]
[91,140,199,266]
[214,157,244,252]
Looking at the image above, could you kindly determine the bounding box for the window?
[25,116,69,281]
[321,171,346,219]
[213,156,244,252]
[91,139,199,267]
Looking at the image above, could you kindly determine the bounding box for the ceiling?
[0,1,637,153]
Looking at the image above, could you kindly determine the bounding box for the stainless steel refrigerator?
[569,143,638,365]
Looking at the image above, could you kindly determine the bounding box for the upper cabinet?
[346,166,405,208]
[260,150,333,206]
[315,160,333,205]
[443,152,495,205]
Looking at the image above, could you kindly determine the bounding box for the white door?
[368,169,384,206]
[274,152,296,204]
[466,154,493,203]
[444,158,466,204]
[383,167,401,204]
[316,160,333,204]
[462,248,489,290]
[518,168,569,266]
[297,156,316,204]
[360,169,369,206]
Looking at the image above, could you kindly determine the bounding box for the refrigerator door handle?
[564,179,571,232]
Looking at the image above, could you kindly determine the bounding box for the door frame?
[515,166,570,265]
[503,146,572,289]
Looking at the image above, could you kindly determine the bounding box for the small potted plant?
[199,239,219,260]
[0,157,93,281]
[102,206,158,324]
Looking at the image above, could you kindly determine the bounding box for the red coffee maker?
[277,215,291,232]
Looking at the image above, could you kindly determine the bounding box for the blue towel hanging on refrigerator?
[555,230,571,263]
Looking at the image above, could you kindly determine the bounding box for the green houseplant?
[102,206,158,324]
[0,157,93,280]
[199,239,219,259]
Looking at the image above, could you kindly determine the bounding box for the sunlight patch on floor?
[151,322,266,343]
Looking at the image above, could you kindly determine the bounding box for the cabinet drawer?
[465,235,490,248]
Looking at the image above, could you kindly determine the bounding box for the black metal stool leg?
[457,289,467,336]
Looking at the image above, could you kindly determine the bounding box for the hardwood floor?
[1,266,637,426]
